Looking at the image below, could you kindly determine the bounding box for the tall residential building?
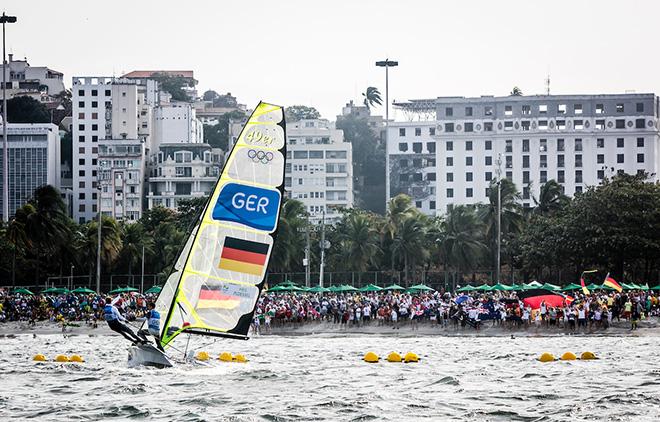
[153,102,204,147]
[285,119,353,223]
[147,143,223,210]
[389,93,660,214]
[72,76,158,223]
[0,123,61,219]
[0,54,65,101]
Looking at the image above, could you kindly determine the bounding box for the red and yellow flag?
[603,273,623,293]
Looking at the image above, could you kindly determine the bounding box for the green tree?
[176,196,208,230]
[510,86,523,96]
[440,205,488,286]
[362,86,382,109]
[269,199,307,272]
[533,179,569,215]
[336,212,381,280]
[80,216,123,277]
[150,73,197,102]
[285,105,320,122]
[203,90,219,101]
[391,212,429,285]
[118,222,155,281]
[7,96,50,123]
[204,110,246,150]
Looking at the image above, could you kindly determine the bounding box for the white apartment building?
[285,119,353,223]
[153,102,204,147]
[0,54,65,101]
[389,93,660,214]
[0,123,61,219]
[147,143,222,210]
[98,140,145,221]
[72,76,158,223]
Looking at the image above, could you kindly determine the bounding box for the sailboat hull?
[127,344,173,368]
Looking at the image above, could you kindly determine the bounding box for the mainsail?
[155,102,286,348]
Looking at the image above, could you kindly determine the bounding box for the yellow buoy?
[387,352,402,362]
[403,352,419,363]
[219,351,233,362]
[560,352,576,361]
[32,354,47,362]
[54,354,70,362]
[195,351,210,361]
[69,354,84,363]
[233,354,247,363]
[538,352,556,362]
[580,351,597,360]
[363,351,379,363]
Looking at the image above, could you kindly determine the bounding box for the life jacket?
[103,305,116,321]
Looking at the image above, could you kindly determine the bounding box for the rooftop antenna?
[545,69,551,95]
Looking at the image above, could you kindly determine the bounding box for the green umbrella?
[383,284,405,291]
[108,286,139,294]
[71,287,96,294]
[268,284,305,292]
[336,284,358,292]
[473,284,492,291]
[585,283,600,291]
[456,285,476,292]
[14,288,34,295]
[42,287,70,295]
[490,283,513,291]
[510,284,524,291]
[360,284,382,292]
[307,286,329,293]
[145,285,162,294]
[406,283,435,293]
[562,283,582,291]
[523,281,543,290]
[541,283,561,291]
[651,285,660,291]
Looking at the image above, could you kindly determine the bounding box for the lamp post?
[1,12,17,223]
[96,184,102,293]
[495,153,502,283]
[375,59,398,210]
[70,264,74,290]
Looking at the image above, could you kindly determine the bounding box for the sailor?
[145,302,161,338]
[103,297,143,343]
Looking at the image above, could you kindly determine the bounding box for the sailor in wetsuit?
[103,297,143,343]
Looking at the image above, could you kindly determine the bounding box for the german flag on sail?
[218,237,269,276]
[197,285,241,310]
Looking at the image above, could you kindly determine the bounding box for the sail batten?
[155,102,286,348]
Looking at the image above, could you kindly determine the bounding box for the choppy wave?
[1,334,659,420]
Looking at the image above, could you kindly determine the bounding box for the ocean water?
[1,333,659,421]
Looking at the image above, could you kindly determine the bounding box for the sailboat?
[128,102,287,368]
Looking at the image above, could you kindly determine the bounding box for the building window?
[539,104,547,114]
[504,105,513,116]
[466,188,473,198]
[617,154,624,163]
[464,122,474,132]
[446,188,454,198]
[78,124,85,131]
[523,187,530,200]
[485,140,492,150]
[506,171,513,180]
[505,156,512,169]
[412,158,422,167]
[597,154,604,164]
[484,122,493,132]
[636,102,644,112]
[635,118,645,129]
[78,135,85,142]
[429,127,436,136]
[465,106,473,116]
[523,171,530,183]
[446,172,454,182]
[522,105,531,115]
[398,143,408,152]
[522,139,529,152]
[485,106,493,116]
[575,170,583,183]
[538,120,548,130]
[574,104,583,114]
[466,172,473,182]
[412,142,422,153]
[78,89,84,97]
[505,140,512,153]
[540,155,547,168]
[427,142,436,153]
[522,155,530,168]
[92,124,98,130]
[466,156,473,166]
[446,141,453,151]
[595,120,605,130]
[485,156,492,166]
[91,89,98,96]
[557,155,564,168]
[415,201,422,208]
[596,104,604,114]
[597,138,604,148]
[540,139,547,152]
[617,138,624,148]
[597,170,604,180]
[557,170,565,183]
[504,121,513,131]
[556,120,566,130]
[445,123,454,132]
[575,139,582,151]
[485,171,492,181]
[615,119,625,129]
[427,173,436,181]
[557,104,566,114]
[575,154,582,168]
[445,107,453,117]
[637,137,644,147]
[521,121,530,131]
[400,159,408,168]
[616,103,624,113]
[557,139,564,151]
[399,128,406,136]
[430,201,436,210]
[637,153,644,163]
[465,140,473,150]
[415,128,421,136]
[574,120,584,130]
[575,186,583,193]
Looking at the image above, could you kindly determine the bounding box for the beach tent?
[42,287,70,295]
[585,283,600,291]
[145,285,162,294]
[406,284,434,293]
[490,283,513,291]
[71,287,96,294]
[651,285,660,291]
[108,286,139,294]
[383,284,405,291]
[456,285,476,292]
[337,284,359,292]
[620,283,637,290]
[13,288,34,295]
[541,283,561,291]
[510,284,524,291]
[268,284,305,293]
[359,284,382,292]
[307,286,330,293]
[523,281,543,290]
[473,284,492,291]
[561,283,582,291]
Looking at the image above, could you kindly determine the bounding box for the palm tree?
[440,205,488,288]
[119,222,155,282]
[337,212,381,281]
[510,86,523,96]
[383,194,417,275]
[391,213,429,285]
[533,180,569,215]
[362,86,383,109]
[270,199,307,272]
[80,216,123,278]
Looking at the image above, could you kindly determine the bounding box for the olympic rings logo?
[247,149,274,164]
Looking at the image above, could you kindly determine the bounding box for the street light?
[1,12,17,223]
[495,153,502,284]
[96,183,102,293]
[375,59,398,210]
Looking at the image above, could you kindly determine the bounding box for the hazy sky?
[3,0,659,119]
